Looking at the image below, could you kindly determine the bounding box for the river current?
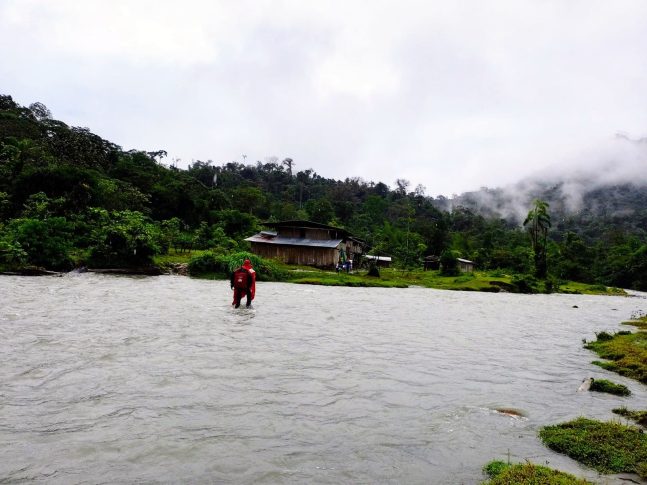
[1,274,646,484]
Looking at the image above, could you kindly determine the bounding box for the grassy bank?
[151,251,627,295]
[288,267,500,290]
[285,267,626,294]
[153,249,209,266]
[482,461,591,484]
[585,316,647,384]
[539,418,647,479]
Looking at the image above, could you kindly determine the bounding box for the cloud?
[1,0,646,195]
[448,135,647,222]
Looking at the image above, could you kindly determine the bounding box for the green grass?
[286,268,506,290]
[482,461,591,484]
[558,281,626,296]
[539,417,647,478]
[586,317,647,384]
[284,268,627,294]
[153,249,209,266]
[589,378,631,396]
[148,254,629,296]
[623,315,647,330]
[613,407,647,428]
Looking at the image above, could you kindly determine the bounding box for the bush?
[187,251,222,275]
[544,277,560,293]
[439,249,459,276]
[188,251,287,281]
[511,274,539,293]
[87,210,161,268]
[4,217,74,270]
[367,261,380,277]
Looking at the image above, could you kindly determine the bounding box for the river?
[1,274,645,484]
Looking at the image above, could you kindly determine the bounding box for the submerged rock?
[577,377,594,392]
[494,408,526,418]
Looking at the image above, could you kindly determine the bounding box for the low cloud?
[446,135,647,221]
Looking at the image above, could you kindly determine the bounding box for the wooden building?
[457,258,475,273]
[246,220,367,268]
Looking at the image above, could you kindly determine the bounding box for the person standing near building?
[230,259,256,308]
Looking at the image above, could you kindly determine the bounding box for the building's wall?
[251,242,339,267]
[458,261,474,273]
[277,227,341,240]
[342,240,364,263]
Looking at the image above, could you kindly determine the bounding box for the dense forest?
[1,94,646,290]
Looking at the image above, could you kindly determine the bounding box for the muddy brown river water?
[1,274,645,484]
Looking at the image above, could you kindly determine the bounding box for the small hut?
[423,255,440,271]
[457,258,475,273]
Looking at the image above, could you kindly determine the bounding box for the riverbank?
[529,314,647,482]
[3,251,628,296]
[282,267,627,295]
[585,315,647,383]
[153,251,627,295]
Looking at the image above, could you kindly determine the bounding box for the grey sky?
[1,0,646,196]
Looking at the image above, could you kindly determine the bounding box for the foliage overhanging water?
[1,274,645,484]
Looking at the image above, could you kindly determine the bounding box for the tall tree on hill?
[282,158,294,176]
[523,199,551,278]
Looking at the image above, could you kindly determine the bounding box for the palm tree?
[523,199,551,277]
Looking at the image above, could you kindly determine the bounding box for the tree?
[556,232,594,282]
[523,199,551,278]
[394,178,410,196]
[5,216,74,269]
[88,210,161,267]
[282,158,294,176]
[305,198,335,224]
[28,102,52,121]
[440,249,459,276]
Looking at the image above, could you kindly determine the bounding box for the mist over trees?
[1,94,646,290]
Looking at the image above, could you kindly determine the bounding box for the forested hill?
[435,180,647,242]
[1,94,646,290]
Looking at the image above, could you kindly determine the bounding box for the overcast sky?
[1,0,646,196]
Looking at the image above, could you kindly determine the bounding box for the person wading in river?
[230,259,256,308]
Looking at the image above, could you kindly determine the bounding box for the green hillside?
[1,94,646,291]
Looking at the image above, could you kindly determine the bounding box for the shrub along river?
[1,274,646,484]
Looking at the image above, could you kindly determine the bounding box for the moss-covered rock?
[589,378,631,396]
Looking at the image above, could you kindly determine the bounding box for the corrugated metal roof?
[366,255,392,262]
[246,234,343,248]
[457,258,474,264]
